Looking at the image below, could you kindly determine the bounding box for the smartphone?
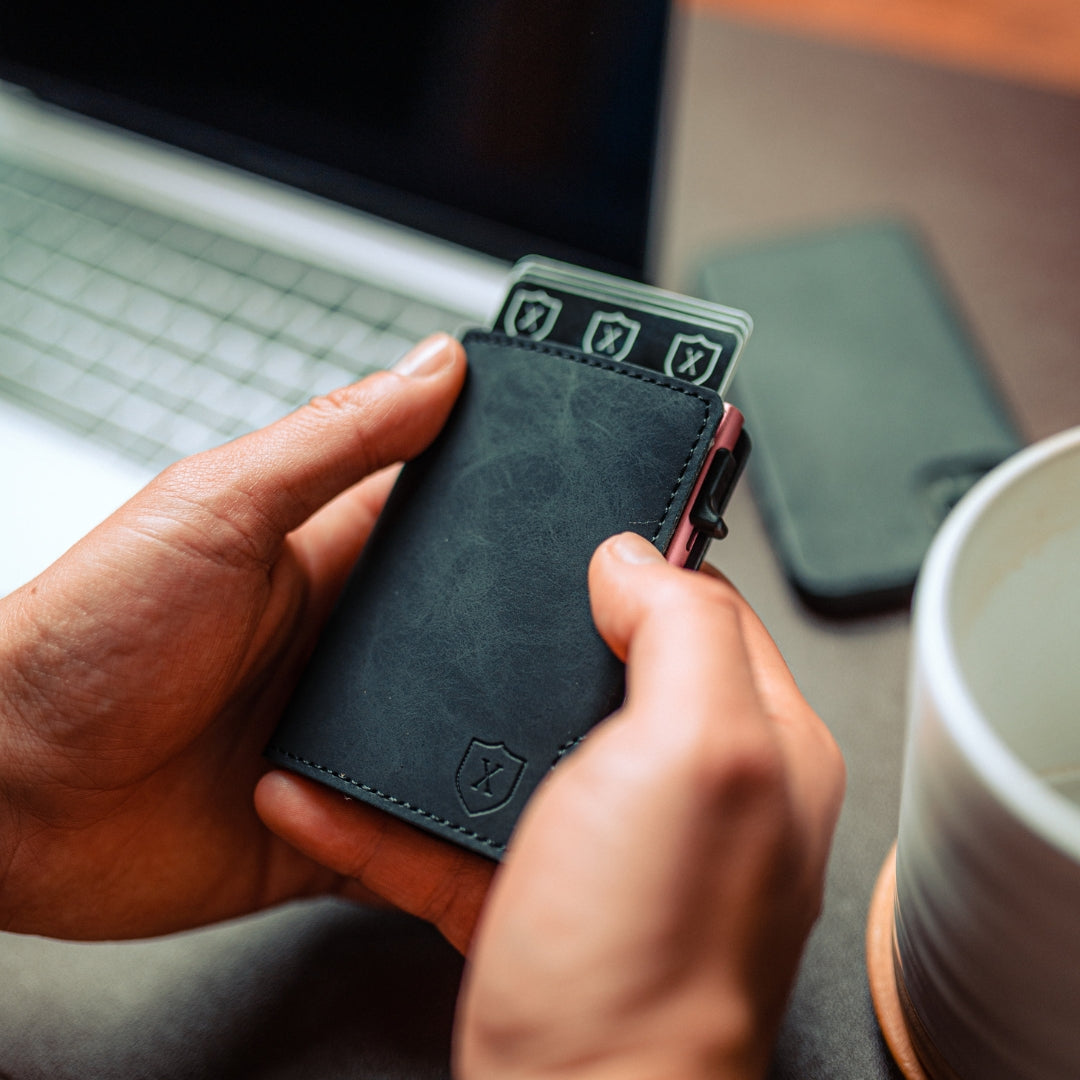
[698,219,1022,616]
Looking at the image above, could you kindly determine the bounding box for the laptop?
[0,1,672,595]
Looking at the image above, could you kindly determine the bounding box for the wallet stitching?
[267,745,509,853]
[553,734,586,763]
[469,332,715,542]
[471,330,717,407]
[650,407,709,542]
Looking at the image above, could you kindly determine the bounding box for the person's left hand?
[0,334,493,948]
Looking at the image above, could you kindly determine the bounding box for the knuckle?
[689,731,789,820]
[651,571,744,630]
[799,709,847,799]
[302,381,368,421]
[143,456,278,572]
[823,731,847,794]
[297,375,397,472]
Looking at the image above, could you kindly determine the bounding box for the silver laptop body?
[0,2,671,593]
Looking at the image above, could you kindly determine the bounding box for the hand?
[0,334,492,945]
[455,533,845,1080]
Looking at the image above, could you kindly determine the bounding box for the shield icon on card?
[663,332,724,386]
[582,310,640,362]
[456,739,527,816]
[503,288,563,341]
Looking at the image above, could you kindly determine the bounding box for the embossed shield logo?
[503,288,563,341]
[456,739,527,816]
[663,332,724,386]
[582,310,640,363]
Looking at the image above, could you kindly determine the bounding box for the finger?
[254,770,495,953]
[588,534,844,833]
[141,334,466,564]
[588,533,763,737]
[287,464,401,617]
[698,565,804,720]
[694,567,845,860]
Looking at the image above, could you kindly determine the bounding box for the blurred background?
[690,0,1080,93]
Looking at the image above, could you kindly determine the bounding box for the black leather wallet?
[266,330,741,859]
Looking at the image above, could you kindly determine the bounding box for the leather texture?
[266,331,722,859]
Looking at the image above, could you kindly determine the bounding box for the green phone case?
[698,220,1022,616]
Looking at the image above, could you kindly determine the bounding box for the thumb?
[586,531,669,663]
[126,333,466,559]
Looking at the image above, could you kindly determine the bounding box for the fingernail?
[392,333,454,377]
[608,532,664,564]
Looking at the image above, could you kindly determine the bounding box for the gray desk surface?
[3,11,1079,1079]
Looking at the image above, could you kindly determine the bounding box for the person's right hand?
[455,532,846,1080]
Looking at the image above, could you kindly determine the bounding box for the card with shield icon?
[495,257,752,395]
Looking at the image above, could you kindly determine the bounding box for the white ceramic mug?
[893,425,1080,1080]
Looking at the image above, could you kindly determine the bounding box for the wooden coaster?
[865,842,931,1080]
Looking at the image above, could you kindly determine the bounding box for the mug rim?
[913,425,1080,864]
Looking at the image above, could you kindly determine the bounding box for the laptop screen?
[0,1,670,279]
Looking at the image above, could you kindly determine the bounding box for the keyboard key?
[78,272,132,321]
[20,351,84,396]
[58,311,112,365]
[163,412,225,458]
[137,344,193,389]
[307,359,361,397]
[82,192,130,227]
[123,207,173,243]
[159,220,215,258]
[160,307,219,355]
[359,330,413,370]
[0,238,50,287]
[285,308,354,355]
[64,219,123,264]
[204,235,259,274]
[94,330,150,383]
[107,392,177,442]
[41,179,90,212]
[0,279,27,324]
[253,339,311,390]
[0,330,43,380]
[189,265,250,317]
[217,379,292,431]
[35,254,92,303]
[122,286,174,337]
[143,249,203,300]
[250,250,306,291]
[278,296,332,348]
[267,382,311,412]
[183,362,247,412]
[99,233,158,280]
[182,396,236,438]
[19,294,74,347]
[327,319,376,366]
[0,189,42,231]
[294,266,352,308]
[209,323,265,376]
[72,370,127,416]
[5,168,51,195]
[234,283,306,336]
[341,282,404,326]
[23,207,82,250]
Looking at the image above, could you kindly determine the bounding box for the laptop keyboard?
[0,156,467,471]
